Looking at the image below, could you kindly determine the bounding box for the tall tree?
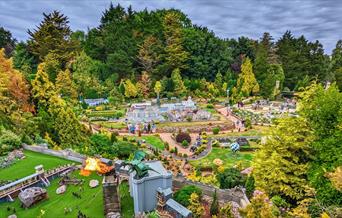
[331,40,342,90]
[48,94,88,149]
[124,79,138,98]
[163,11,189,73]
[236,57,259,97]
[0,26,16,57]
[31,63,55,107]
[72,51,104,98]
[298,83,342,206]
[0,49,31,113]
[276,31,329,90]
[55,69,77,101]
[171,68,186,96]
[253,117,314,203]
[137,36,162,76]
[28,11,78,65]
[12,42,37,80]
[136,71,151,98]
[262,64,285,99]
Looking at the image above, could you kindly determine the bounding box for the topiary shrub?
[174,185,202,207]
[212,127,220,135]
[182,140,189,147]
[206,104,214,109]
[176,132,191,144]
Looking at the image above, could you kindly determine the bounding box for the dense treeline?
[1,4,341,101]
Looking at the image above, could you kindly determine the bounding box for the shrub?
[186,116,192,122]
[206,104,214,109]
[182,140,189,147]
[245,176,255,198]
[244,118,252,129]
[174,185,202,207]
[0,130,21,148]
[212,127,220,135]
[183,154,188,158]
[176,132,191,144]
[113,141,138,159]
[271,195,290,208]
[217,168,245,189]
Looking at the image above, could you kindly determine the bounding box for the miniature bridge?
[0,164,76,202]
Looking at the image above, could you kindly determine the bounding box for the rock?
[89,179,99,188]
[56,185,67,194]
[8,215,17,218]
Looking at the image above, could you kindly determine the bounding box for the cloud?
[0,0,341,53]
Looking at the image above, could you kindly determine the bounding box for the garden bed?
[189,148,254,169]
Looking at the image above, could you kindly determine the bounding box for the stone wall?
[22,144,86,163]
[173,176,250,207]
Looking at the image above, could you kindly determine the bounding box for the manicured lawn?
[93,121,126,129]
[119,182,134,218]
[121,135,165,150]
[190,147,254,169]
[211,125,270,137]
[0,150,104,218]
[141,135,165,150]
[0,150,74,181]
[0,172,103,218]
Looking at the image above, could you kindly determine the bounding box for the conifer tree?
[236,57,259,97]
[253,117,313,202]
[163,12,189,72]
[56,69,77,101]
[124,79,138,98]
[171,68,186,96]
[137,36,162,74]
[136,71,151,98]
[32,63,55,107]
[28,11,78,64]
[210,190,219,216]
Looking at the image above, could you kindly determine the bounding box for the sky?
[0,0,341,54]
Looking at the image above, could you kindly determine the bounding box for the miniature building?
[128,161,172,215]
[18,187,47,208]
[84,98,109,106]
[157,187,192,218]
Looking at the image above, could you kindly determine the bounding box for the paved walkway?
[216,107,245,131]
[158,133,198,156]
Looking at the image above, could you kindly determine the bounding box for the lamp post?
[226,88,230,115]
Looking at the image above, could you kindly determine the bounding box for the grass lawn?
[119,182,134,218]
[211,125,270,137]
[0,151,104,218]
[0,150,75,181]
[190,147,254,169]
[141,135,165,150]
[120,135,165,150]
[93,121,126,129]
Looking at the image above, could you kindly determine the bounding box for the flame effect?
[80,157,113,176]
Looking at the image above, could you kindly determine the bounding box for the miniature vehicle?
[18,187,48,208]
